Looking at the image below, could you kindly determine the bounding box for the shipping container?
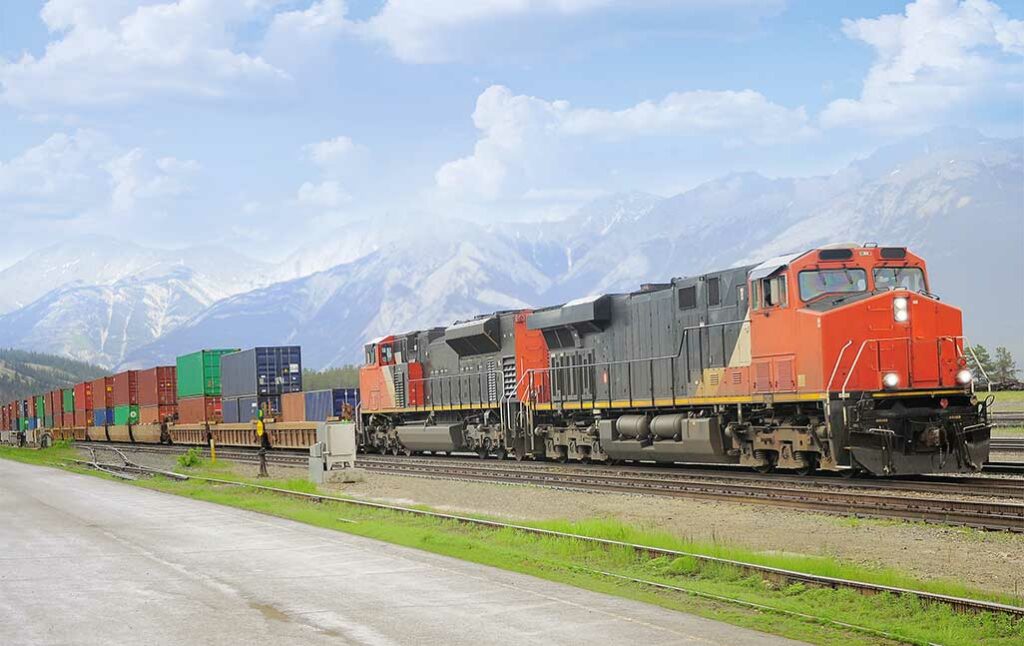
[138,366,177,406]
[220,347,302,398]
[62,388,75,413]
[34,395,45,419]
[177,395,222,424]
[73,381,94,412]
[177,349,239,398]
[92,377,114,409]
[48,390,60,423]
[302,388,360,422]
[223,395,279,423]
[72,410,87,427]
[93,409,113,427]
[113,404,139,426]
[279,391,306,422]
[44,415,53,428]
[139,404,176,425]
[112,370,139,406]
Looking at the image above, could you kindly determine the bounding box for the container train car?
[358,244,991,476]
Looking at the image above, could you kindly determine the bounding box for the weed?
[176,448,202,468]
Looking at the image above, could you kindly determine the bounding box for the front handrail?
[826,340,854,393]
[839,337,914,399]
[939,335,990,394]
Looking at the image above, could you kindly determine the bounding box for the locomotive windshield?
[873,267,926,293]
[798,269,866,302]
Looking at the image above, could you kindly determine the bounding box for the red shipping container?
[74,381,94,412]
[177,396,221,424]
[92,377,114,409]
[139,404,177,425]
[111,370,139,406]
[138,366,177,406]
[73,410,86,428]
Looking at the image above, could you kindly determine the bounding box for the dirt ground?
[91,448,1024,598]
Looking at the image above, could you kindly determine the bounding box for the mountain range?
[1,127,1020,370]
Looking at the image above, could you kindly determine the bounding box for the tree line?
[967,345,1019,385]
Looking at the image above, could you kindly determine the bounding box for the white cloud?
[0,1,287,108]
[303,135,359,168]
[297,180,350,207]
[362,0,613,63]
[822,0,1024,131]
[0,129,198,221]
[436,85,812,201]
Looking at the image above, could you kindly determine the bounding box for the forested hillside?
[0,349,106,402]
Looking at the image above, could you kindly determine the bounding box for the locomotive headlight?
[893,296,909,322]
[956,369,973,385]
[882,372,900,389]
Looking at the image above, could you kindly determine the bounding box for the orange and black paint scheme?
[359,245,990,476]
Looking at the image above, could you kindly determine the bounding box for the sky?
[0,0,1022,266]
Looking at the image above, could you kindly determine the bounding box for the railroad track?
[991,437,1024,451]
[78,443,1024,532]
[991,411,1024,427]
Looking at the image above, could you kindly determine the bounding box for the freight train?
[0,346,358,452]
[358,244,991,476]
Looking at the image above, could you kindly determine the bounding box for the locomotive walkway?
[0,460,802,646]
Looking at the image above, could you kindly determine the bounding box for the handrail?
[826,340,854,393]
[939,335,990,394]
[839,337,912,399]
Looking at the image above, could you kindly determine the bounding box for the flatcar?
[358,244,991,476]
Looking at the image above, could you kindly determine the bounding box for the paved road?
[0,460,804,645]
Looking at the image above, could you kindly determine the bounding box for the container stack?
[61,389,74,429]
[112,370,139,426]
[220,346,302,423]
[138,366,177,424]
[73,381,93,428]
[92,376,114,427]
[176,349,238,423]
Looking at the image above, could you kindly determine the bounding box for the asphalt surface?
[0,459,805,645]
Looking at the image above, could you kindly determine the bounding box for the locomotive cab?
[747,245,989,475]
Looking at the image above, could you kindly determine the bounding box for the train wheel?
[390,445,400,456]
[794,451,818,476]
[752,449,776,474]
[513,449,525,462]
[495,448,508,461]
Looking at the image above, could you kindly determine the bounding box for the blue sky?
[1,0,1022,264]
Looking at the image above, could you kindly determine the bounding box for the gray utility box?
[309,421,364,484]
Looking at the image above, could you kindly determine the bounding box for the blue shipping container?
[303,388,360,421]
[93,409,113,426]
[28,418,37,430]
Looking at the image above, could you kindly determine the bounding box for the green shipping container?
[18,418,27,431]
[62,388,75,413]
[176,349,239,398]
[113,404,140,426]
[35,395,45,418]
[45,415,53,428]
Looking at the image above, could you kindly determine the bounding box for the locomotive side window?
[798,269,866,302]
[678,286,697,310]
[750,281,760,309]
[762,275,787,308]
[707,277,721,306]
[365,345,376,365]
[873,267,926,293]
[380,344,394,364]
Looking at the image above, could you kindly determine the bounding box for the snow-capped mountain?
[1,128,1019,369]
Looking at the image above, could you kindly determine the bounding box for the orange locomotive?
[359,244,990,476]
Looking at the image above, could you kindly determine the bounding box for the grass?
[2,444,1023,646]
